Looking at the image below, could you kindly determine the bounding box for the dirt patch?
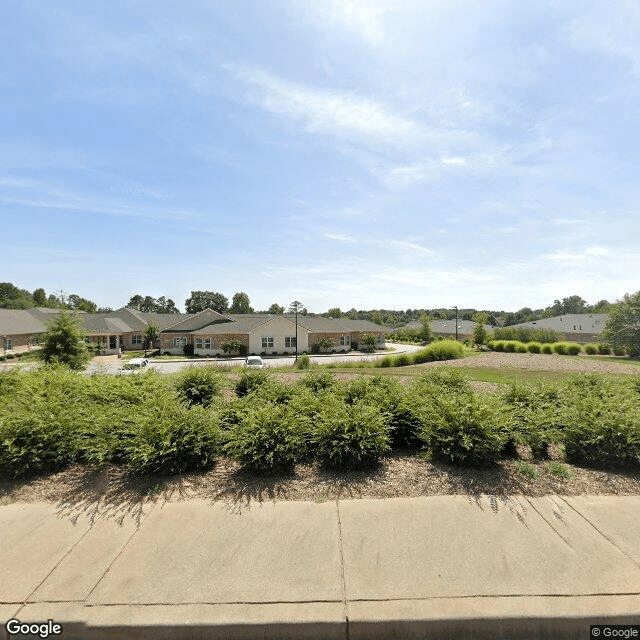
[3,455,640,509]
[419,352,640,375]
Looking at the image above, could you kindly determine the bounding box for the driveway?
[86,342,424,375]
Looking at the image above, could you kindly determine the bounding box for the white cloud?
[235,68,420,148]
[325,233,354,242]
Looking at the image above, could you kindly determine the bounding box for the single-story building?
[506,314,608,343]
[0,307,386,357]
[400,319,493,339]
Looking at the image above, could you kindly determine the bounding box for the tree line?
[0,282,612,327]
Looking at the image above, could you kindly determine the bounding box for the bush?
[503,340,518,353]
[515,460,539,480]
[424,339,464,361]
[613,347,627,356]
[183,343,195,357]
[224,403,310,474]
[598,343,612,355]
[541,343,554,354]
[553,342,568,355]
[409,348,433,364]
[515,342,528,353]
[563,392,640,467]
[547,461,572,479]
[379,355,393,367]
[565,342,582,355]
[526,342,542,353]
[315,398,391,470]
[6,353,15,360]
[300,370,337,392]
[174,366,224,406]
[235,368,270,397]
[393,354,410,367]
[296,353,310,369]
[492,340,505,352]
[492,327,564,343]
[124,401,220,475]
[420,392,506,466]
[584,343,598,355]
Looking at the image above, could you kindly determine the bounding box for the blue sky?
[1,1,639,313]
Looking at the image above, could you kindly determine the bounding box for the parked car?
[118,357,149,374]
[244,356,264,368]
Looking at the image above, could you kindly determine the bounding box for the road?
[85,342,424,375]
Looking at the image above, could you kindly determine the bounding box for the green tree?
[371,311,384,326]
[288,300,304,314]
[143,321,160,353]
[185,291,229,314]
[221,339,242,354]
[472,312,490,346]
[346,308,359,320]
[40,310,92,369]
[602,291,640,357]
[268,303,285,314]
[127,294,144,310]
[325,307,342,318]
[315,337,334,352]
[68,294,98,313]
[32,288,47,306]
[418,313,433,342]
[0,282,35,309]
[156,296,180,314]
[230,292,253,314]
[361,333,377,352]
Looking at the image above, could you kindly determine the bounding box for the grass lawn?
[576,354,640,367]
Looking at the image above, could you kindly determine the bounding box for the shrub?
[416,367,472,393]
[315,399,391,470]
[221,339,242,355]
[492,340,505,352]
[296,353,310,369]
[541,343,554,354]
[547,461,573,479]
[235,368,270,397]
[492,327,564,343]
[393,354,410,367]
[379,355,393,367]
[553,342,568,355]
[563,392,640,467]
[300,370,337,392]
[503,340,518,353]
[0,356,5,361]
[515,342,528,353]
[424,339,463,361]
[224,403,310,474]
[361,334,377,352]
[183,343,195,357]
[123,401,220,475]
[174,366,224,406]
[565,342,582,355]
[583,343,598,355]
[526,342,542,353]
[420,392,506,466]
[6,354,15,360]
[613,346,627,356]
[597,343,612,355]
[515,460,539,480]
[409,348,433,364]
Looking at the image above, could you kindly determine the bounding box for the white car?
[118,357,149,374]
[244,356,264,368]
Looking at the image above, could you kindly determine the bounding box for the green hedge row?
[487,340,620,356]
[1,366,639,479]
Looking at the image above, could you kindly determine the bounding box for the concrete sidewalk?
[1,496,639,639]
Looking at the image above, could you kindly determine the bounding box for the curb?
[6,595,639,640]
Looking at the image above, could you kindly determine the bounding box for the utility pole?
[453,306,458,341]
[289,301,303,362]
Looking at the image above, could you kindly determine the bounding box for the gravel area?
[420,351,640,375]
[3,453,640,509]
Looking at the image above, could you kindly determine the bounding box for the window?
[339,335,350,346]
[131,334,143,346]
[284,336,296,348]
[261,337,274,349]
[29,336,39,346]
[204,338,211,349]
[3,338,12,351]
[172,337,187,348]
[195,338,203,349]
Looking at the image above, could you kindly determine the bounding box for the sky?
[1,1,639,313]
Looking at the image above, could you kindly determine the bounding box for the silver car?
[244,356,264,368]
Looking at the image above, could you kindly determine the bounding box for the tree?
[230,292,253,314]
[418,313,433,342]
[268,303,285,314]
[370,311,384,326]
[314,337,334,352]
[288,300,304,314]
[221,339,242,354]
[156,296,180,314]
[40,310,92,370]
[361,333,377,352]
[32,288,47,306]
[68,294,98,313]
[602,291,640,357]
[143,321,160,354]
[127,294,144,310]
[346,308,359,320]
[0,282,35,309]
[472,312,490,346]
[325,307,342,318]
[185,291,229,314]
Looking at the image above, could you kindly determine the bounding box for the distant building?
[506,313,608,343]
